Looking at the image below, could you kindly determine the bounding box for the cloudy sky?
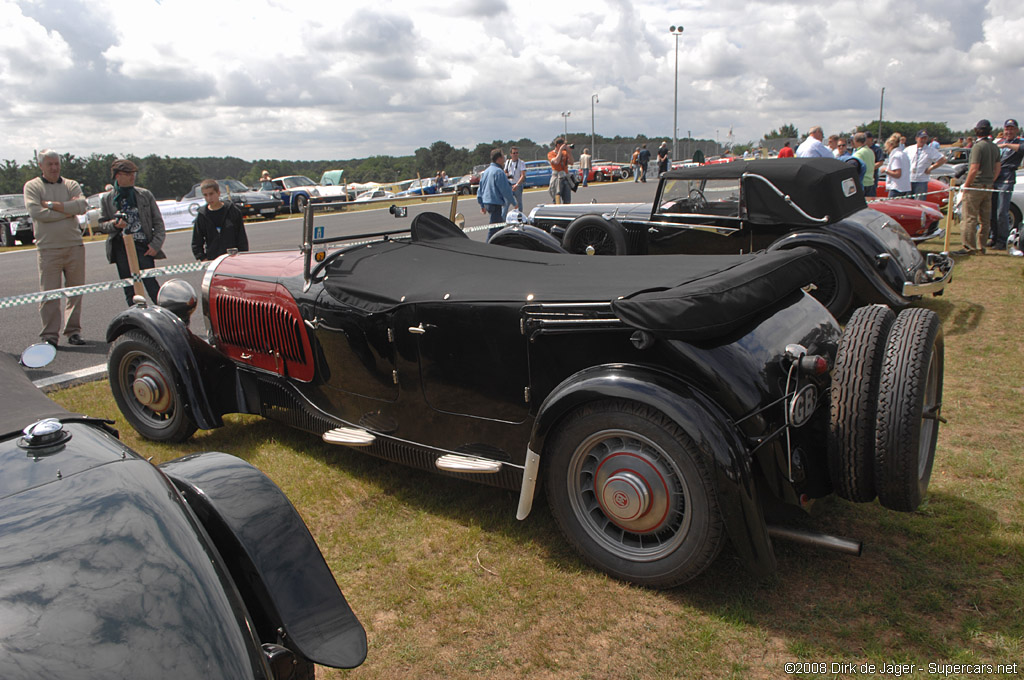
[1,0,1019,163]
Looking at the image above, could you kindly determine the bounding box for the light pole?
[591,94,599,157]
[669,25,684,161]
[561,111,571,139]
[878,87,885,141]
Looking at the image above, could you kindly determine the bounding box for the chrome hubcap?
[131,364,172,413]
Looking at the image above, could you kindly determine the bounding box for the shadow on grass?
[170,413,1024,665]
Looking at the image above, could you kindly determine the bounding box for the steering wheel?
[688,188,708,211]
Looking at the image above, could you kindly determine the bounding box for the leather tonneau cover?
[610,247,823,340]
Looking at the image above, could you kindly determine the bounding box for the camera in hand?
[567,143,575,149]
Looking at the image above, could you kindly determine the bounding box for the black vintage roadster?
[104,210,944,588]
[517,158,953,318]
[0,354,366,679]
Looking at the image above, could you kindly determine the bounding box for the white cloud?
[1,0,1019,162]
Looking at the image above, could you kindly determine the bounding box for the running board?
[435,454,503,474]
[767,526,863,556]
[322,427,376,447]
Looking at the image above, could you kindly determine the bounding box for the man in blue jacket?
[477,148,516,239]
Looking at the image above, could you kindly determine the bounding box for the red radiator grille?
[209,280,314,382]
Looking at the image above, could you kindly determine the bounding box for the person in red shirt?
[777,141,795,158]
[547,137,574,204]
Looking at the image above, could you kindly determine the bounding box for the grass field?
[51,222,1024,680]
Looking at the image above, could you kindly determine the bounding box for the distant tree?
[857,120,959,145]
[765,124,799,139]
[138,155,201,199]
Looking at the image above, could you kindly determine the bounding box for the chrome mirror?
[20,342,57,368]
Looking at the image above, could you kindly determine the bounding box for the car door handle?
[408,324,428,335]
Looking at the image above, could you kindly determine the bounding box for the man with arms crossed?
[23,149,88,347]
[956,120,1000,255]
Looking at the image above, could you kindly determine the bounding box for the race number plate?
[788,384,817,428]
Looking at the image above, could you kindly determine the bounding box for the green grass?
[51,219,1024,679]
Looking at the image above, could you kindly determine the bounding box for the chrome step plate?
[435,453,502,474]
[322,427,376,447]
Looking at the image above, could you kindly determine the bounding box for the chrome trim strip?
[516,447,541,520]
[201,253,231,346]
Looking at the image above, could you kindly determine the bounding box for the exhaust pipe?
[767,526,863,557]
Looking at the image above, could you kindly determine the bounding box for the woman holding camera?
[100,159,166,305]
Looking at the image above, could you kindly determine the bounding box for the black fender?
[161,452,367,669]
[489,224,568,253]
[106,305,232,430]
[768,231,906,309]
[530,364,776,578]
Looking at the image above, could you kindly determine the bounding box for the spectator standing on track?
[630,147,641,182]
[22,149,88,348]
[578,148,592,187]
[990,118,1023,250]
[657,141,670,174]
[865,131,884,196]
[504,146,527,208]
[637,144,651,182]
[479,148,516,238]
[827,134,841,157]
[955,120,1000,256]
[796,127,833,158]
[881,133,911,197]
[101,159,166,305]
[907,130,946,199]
[547,138,574,204]
[777,141,795,158]
[192,179,249,261]
[852,133,877,197]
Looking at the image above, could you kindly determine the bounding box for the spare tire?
[874,308,944,511]
[489,225,568,253]
[827,305,895,502]
[562,215,628,256]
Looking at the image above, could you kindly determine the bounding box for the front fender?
[530,364,776,578]
[161,452,367,669]
[768,231,906,308]
[106,305,231,430]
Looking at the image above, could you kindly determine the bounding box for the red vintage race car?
[590,160,631,182]
[869,198,945,242]
[876,179,950,210]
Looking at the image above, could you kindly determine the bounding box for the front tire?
[874,308,944,511]
[562,215,628,255]
[594,171,605,182]
[294,194,308,214]
[828,305,895,502]
[109,330,197,442]
[545,400,725,588]
[0,223,13,248]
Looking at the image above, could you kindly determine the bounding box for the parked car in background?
[353,188,395,202]
[590,160,630,182]
[0,194,35,247]
[521,158,953,318]
[313,170,352,202]
[180,179,282,220]
[869,197,945,242]
[395,177,439,197]
[521,160,581,188]
[267,175,327,214]
[104,210,945,589]
[442,173,474,195]
[469,164,488,193]
[0,352,366,678]
[876,178,950,209]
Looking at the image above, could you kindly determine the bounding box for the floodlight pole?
[561,111,571,139]
[878,87,885,141]
[591,94,599,157]
[669,25,684,161]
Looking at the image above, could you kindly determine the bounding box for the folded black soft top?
[322,216,823,340]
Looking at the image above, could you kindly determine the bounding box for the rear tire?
[294,194,308,214]
[562,215,628,255]
[545,400,724,588]
[594,171,605,182]
[874,308,943,511]
[828,305,895,502]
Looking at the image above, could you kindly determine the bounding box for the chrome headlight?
[156,279,198,321]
